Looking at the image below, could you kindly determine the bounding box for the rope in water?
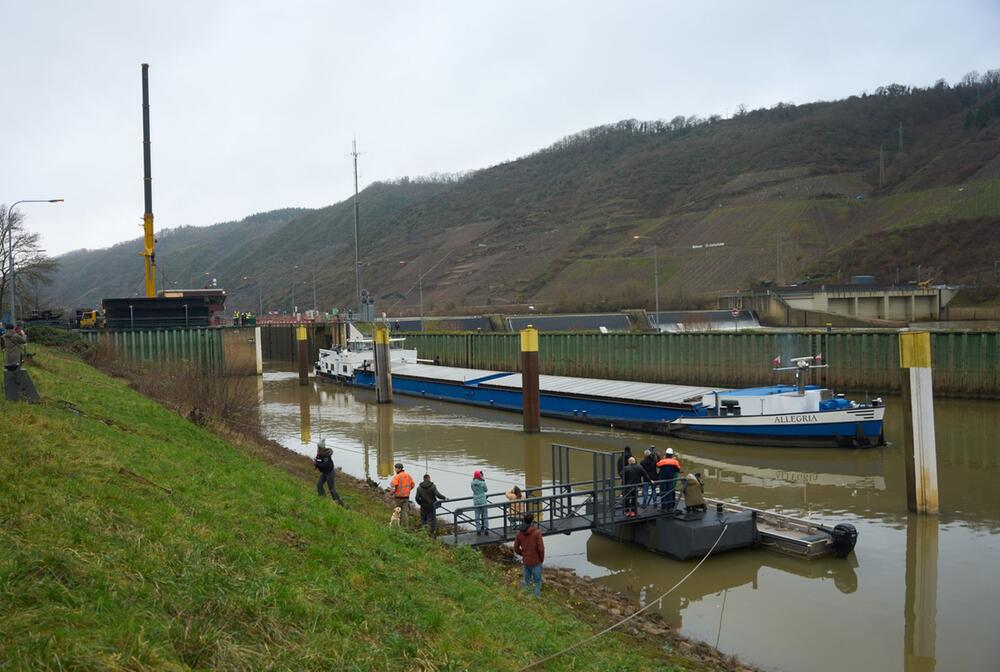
[515,523,730,672]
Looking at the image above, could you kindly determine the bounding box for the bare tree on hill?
[1,204,59,317]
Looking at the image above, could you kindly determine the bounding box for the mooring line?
[302,439,525,487]
[515,523,730,672]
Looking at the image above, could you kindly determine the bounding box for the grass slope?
[1,349,689,671]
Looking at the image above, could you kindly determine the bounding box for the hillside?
[45,74,1000,315]
[1,346,715,670]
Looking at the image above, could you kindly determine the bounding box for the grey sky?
[3,0,999,256]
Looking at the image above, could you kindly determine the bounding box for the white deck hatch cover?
[392,363,725,406]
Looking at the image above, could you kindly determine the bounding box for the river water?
[257,363,999,672]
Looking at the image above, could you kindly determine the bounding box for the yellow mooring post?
[520,326,540,433]
[373,323,393,403]
[899,331,939,514]
[296,325,309,386]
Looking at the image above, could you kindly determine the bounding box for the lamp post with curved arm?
[5,199,63,326]
[633,235,659,331]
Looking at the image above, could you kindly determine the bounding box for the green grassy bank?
[1,347,711,671]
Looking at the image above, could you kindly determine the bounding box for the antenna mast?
[351,138,362,312]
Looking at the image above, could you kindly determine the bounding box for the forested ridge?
[46,70,1000,315]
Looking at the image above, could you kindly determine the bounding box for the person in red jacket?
[513,513,545,597]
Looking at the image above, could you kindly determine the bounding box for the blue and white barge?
[314,332,884,448]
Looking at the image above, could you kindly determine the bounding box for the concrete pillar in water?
[904,514,938,672]
[376,403,394,479]
[899,331,939,514]
[520,326,540,433]
[373,323,393,403]
[296,325,309,386]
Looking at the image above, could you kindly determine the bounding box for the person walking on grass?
[415,474,447,535]
[514,513,545,597]
[471,470,489,535]
[313,439,346,506]
[390,462,416,527]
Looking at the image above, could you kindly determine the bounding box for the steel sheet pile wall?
[401,331,1000,398]
[82,327,224,371]
[260,325,330,363]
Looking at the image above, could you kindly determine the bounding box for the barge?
[315,328,885,448]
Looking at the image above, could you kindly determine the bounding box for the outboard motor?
[831,523,858,558]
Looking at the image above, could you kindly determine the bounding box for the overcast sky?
[3,0,999,256]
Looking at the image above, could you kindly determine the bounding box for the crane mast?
[141,63,156,297]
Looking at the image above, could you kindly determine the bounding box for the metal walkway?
[437,443,687,548]
[435,443,847,560]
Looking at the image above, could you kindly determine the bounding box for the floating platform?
[598,509,757,561]
[437,443,858,561]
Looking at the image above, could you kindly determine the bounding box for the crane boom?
[141,63,156,297]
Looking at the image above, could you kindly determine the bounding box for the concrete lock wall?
[82,327,261,374]
[398,330,1000,398]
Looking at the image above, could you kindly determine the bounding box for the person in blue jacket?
[471,470,489,535]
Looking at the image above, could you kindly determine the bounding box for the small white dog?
[389,506,402,527]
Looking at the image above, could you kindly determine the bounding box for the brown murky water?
[258,363,1000,672]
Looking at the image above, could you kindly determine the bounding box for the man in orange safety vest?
[390,462,416,527]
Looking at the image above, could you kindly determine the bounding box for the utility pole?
[351,138,363,313]
[776,232,783,285]
[653,243,660,330]
[312,270,317,311]
[879,144,886,188]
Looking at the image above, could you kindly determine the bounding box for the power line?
[516,524,730,671]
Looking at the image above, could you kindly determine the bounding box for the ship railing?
[438,476,686,545]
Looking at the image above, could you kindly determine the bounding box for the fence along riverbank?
[259,326,998,398]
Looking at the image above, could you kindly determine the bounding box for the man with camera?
[2,323,27,372]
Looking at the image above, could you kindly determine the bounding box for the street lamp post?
[242,276,263,315]
[5,199,63,326]
[184,304,189,328]
[633,236,659,331]
[129,305,134,329]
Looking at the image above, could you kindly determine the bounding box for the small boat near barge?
[315,327,885,448]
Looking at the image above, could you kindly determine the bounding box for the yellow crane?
[140,63,156,297]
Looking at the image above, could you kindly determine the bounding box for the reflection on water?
[905,515,938,672]
[376,404,394,478]
[258,364,1000,672]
